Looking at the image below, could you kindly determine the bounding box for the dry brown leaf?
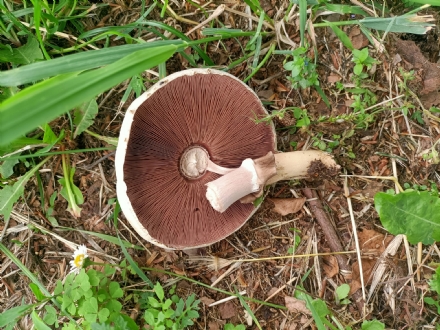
[349,26,369,49]
[327,74,341,83]
[322,255,339,278]
[284,296,312,315]
[218,301,236,319]
[268,197,306,216]
[200,296,215,306]
[350,229,394,295]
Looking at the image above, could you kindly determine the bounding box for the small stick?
[209,290,247,307]
[185,5,225,36]
[302,188,365,313]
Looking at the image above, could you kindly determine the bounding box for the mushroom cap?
[115,68,276,249]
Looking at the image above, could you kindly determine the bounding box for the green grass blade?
[0,44,179,146]
[327,23,354,50]
[0,40,184,86]
[360,14,435,34]
[299,0,307,47]
[118,233,154,287]
[139,21,214,66]
[235,287,262,330]
[408,0,440,5]
[0,156,51,220]
[0,242,52,296]
[0,304,35,327]
[58,226,144,250]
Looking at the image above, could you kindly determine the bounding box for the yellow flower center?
[73,254,85,268]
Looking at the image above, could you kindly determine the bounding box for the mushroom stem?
[206,150,339,213]
[206,159,235,175]
[266,150,337,184]
[206,159,259,212]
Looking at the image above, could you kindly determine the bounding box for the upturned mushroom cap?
[115,69,276,250]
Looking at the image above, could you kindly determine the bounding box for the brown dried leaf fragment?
[285,296,312,315]
[268,197,306,216]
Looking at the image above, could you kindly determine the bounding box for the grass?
[1,0,440,329]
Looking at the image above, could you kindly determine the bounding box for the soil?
[1,1,440,329]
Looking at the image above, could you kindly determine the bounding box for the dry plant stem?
[185,5,225,36]
[344,175,366,302]
[302,188,365,312]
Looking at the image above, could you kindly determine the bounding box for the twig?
[344,174,366,302]
[209,290,247,307]
[185,5,225,36]
[302,188,365,313]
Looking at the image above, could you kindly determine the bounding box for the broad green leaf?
[29,283,47,301]
[374,191,440,244]
[335,283,350,300]
[73,99,99,138]
[0,304,34,327]
[0,137,43,157]
[31,310,51,330]
[154,282,165,301]
[429,266,440,294]
[42,124,58,144]
[0,158,18,178]
[109,282,124,299]
[361,319,385,330]
[0,36,43,65]
[97,308,110,323]
[0,176,26,220]
[0,40,185,87]
[59,166,83,218]
[0,44,179,146]
[43,305,58,326]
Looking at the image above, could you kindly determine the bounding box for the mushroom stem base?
[205,150,339,213]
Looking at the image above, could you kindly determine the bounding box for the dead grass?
[1,0,440,329]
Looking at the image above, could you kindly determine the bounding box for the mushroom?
[116,68,338,250]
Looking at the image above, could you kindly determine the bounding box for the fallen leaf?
[349,26,369,49]
[327,74,341,83]
[350,229,393,295]
[284,296,311,315]
[208,321,221,330]
[218,301,236,319]
[322,255,339,278]
[268,197,306,216]
[200,296,215,306]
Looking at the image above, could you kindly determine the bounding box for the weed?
[284,47,319,90]
[0,247,200,330]
[351,48,379,79]
[335,284,350,305]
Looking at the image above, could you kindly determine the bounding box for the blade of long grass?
[360,14,435,34]
[139,21,214,65]
[58,226,144,250]
[0,242,77,325]
[0,44,179,146]
[0,40,184,86]
[29,0,50,60]
[299,0,307,47]
[235,287,262,330]
[0,242,51,295]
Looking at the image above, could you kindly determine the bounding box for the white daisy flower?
[69,244,88,274]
